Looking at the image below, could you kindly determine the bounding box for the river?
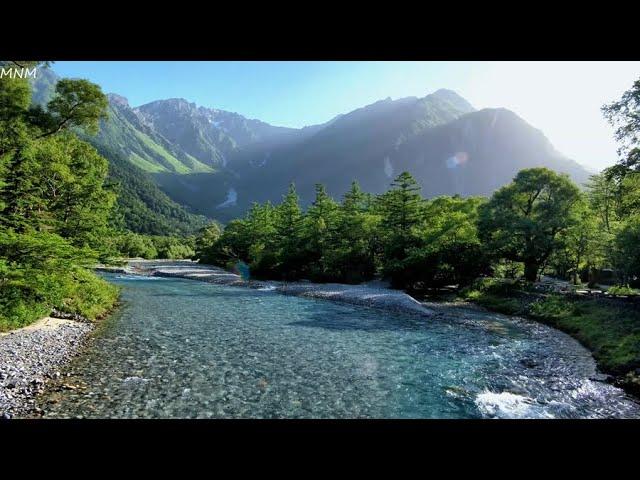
[35,272,640,418]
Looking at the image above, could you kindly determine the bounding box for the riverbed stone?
[0,319,93,418]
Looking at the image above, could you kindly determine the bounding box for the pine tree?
[275,183,304,279]
[378,172,424,282]
[303,184,339,279]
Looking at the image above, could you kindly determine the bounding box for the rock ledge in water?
[128,260,435,317]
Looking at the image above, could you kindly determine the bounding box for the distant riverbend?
[29,262,640,418]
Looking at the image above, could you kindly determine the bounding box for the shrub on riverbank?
[0,231,120,331]
[530,296,640,375]
[112,232,195,260]
[0,265,119,332]
[607,285,640,297]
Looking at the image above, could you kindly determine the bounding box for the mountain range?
[32,66,593,227]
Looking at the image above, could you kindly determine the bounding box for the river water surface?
[36,273,640,418]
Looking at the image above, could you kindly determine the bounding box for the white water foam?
[257,285,277,291]
[475,391,554,419]
[116,274,164,281]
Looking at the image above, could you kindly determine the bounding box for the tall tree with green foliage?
[244,201,278,275]
[275,183,305,279]
[614,215,640,285]
[602,78,640,171]
[552,198,606,285]
[401,195,488,289]
[378,172,424,285]
[302,184,340,280]
[194,222,222,261]
[329,181,381,283]
[1,66,111,233]
[587,172,620,233]
[0,61,119,330]
[478,168,582,282]
[601,77,640,285]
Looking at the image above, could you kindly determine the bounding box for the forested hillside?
[30,66,211,235]
[95,143,208,235]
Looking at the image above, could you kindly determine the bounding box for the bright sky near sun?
[53,61,640,172]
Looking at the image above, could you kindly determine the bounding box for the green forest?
[0,62,198,331]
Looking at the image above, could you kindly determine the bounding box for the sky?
[52,61,640,172]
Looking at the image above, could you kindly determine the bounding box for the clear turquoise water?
[37,273,640,418]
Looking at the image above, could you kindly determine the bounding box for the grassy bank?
[0,267,120,332]
[460,279,640,395]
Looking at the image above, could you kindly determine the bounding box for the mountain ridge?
[31,65,594,225]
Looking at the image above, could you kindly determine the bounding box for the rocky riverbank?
[0,317,93,419]
[127,260,436,317]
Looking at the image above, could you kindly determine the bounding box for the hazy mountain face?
[227,90,480,202]
[31,67,593,224]
[192,89,591,221]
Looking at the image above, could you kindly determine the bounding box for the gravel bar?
[0,318,93,419]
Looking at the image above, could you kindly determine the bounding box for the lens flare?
[235,260,251,280]
[446,151,469,169]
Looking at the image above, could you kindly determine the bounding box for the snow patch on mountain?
[216,188,237,209]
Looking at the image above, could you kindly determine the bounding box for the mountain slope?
[134,99,299,168]
[94,144,209,235]
[227,90,477,200]
[30,67,213,233]
[93,95,214,174]
[388,107,592,197]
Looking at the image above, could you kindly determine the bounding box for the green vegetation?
[460,279,527,315]
[478,168,581,282]
[0,61,119,330]
[95,143,209,236]
[607,285,640,297]
[110,232,196,260]
[197,176,486,287]
[0,62,202,331]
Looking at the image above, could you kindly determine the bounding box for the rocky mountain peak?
[107,93,130,108]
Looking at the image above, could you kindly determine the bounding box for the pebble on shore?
[0,318,93,419]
